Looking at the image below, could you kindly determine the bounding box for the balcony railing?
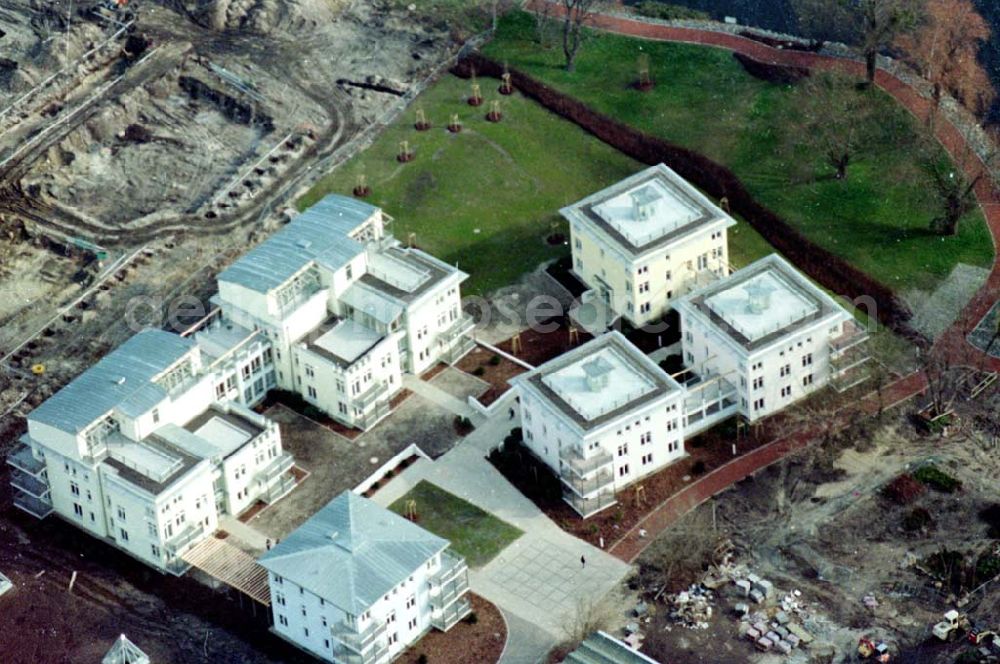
[166,522,205,555]
[332,617,387,655]
[431,595,472,632]
[563,489,617,519]
[354,380,390,410]
[7,441,45,476]
[10,470,50,499]
[257,452,294,485]
[830,344,870,375]
[357,400,391,431]
[264,472,296,504]
[331,639,390,664]
[560,468,614,497]
[559,447,613,477]
[439,315,475,345]
[429,551,468,590]
[12,490,53,519]
[830,320,870,355]
[431,574,469,611]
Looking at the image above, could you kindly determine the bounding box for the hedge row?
[733,51,810,85]
[453,53,924,345]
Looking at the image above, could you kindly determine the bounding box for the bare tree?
[785,71,881,181]
[894,0,995,117]
[791,0,921,83]
[561,0,601,72]
[560,595,617,646]
[918,123,1000,235]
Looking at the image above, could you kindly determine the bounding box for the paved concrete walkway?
[402,374,483,424]
[219,515,270,552]
[371,403,631,644]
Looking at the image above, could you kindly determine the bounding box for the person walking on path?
[580,555,586,568]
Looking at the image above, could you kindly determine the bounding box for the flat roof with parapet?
[676,254,848,353]
[561,163,736,257]
[102,433,202,496]
[515,331,681,432]
[359,245,465,305]
[304,318,384,368]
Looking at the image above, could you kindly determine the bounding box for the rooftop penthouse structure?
[563,164,736,327]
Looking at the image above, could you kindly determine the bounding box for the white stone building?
[260,491,471,664]
[510,332,690,517]
[215,195,473,430]
[8,329,295,574]
[562,163,737,328]
[673,254,869,422]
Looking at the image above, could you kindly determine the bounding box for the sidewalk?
[402,374,484,424]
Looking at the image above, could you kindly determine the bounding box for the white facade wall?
[219,419,284,515]
[402,282,464,375]
[44,451,108,537]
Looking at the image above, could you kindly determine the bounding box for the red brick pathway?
[524,2,998,561]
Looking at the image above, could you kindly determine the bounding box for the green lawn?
[299,75,645,295]
[388,480,523,568]
[484,12,994,292]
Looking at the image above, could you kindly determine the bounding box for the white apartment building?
[8,329,296,574]
[511,332,690,517]
[563,163,737,328]
[216,194,473,430]
[674,254,869,422]
[260,491,471,664]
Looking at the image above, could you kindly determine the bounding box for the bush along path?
[466,2,1000,561]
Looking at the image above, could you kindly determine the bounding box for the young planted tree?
[894,0,994,117]
[561,0,601,72]
[789,72,880,181]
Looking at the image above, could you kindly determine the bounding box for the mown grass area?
[388,480,523,568]
[484,12,994,292]
[299,75,647,295]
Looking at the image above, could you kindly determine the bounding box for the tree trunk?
[865,49,877,83]
[832,152,850,180]
[562,12,575,71]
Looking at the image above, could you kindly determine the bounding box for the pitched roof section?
[218,194,377,294]
[258,491,448,614]
[29,329,195,435]
[102,634,151,664]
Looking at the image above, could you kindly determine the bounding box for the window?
[276,593,286,606]
[639,302,651,314]
[151,544,160,557]
[305,366,315,378]
[70,482,80,496]
[216,382,226,398]
[640,431,652,445]
[117,507,126,520]
[307,386,317,399]
[388,632,399,646]
[641,453,653,466]
[781,385,792,398]
[574,237,582,250]
[668,440,679,453]
[802,353,813,367]
[301,605,307,617]
[617,443,628,457]
[346,264,353,280]
[408,618,418,630]
[779,364,791,377]
[618,464,630,477]
[639,281,650,293]
[73,503,83,518]
[386,611,397,625]
[753,398,765,411]
[152,408,160,424]
[278,615,288,627]
[120,529,129,542]
[752,376,764,390]
[803,373,814,386]
[406,595,416,610]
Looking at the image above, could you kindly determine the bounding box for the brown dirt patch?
[396,594,506,664]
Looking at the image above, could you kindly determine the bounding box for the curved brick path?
[524,2,1000,562]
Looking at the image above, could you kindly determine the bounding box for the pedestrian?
[580,555,586,568]
[508,407,515,420]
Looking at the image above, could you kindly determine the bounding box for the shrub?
[371,480,380,491]
[464,611,478,625]
[733,52,810,85]
[975,553,1000,584]
[979,504,1000,538]
[488,354,502,366]
[417,655,429,664]
[691,460,707,475]
[914,465,962,493]
[633,1,709,20]
[385,469,395,479]
[902,507,933,532]
[882,474,926,505]
[472,366,486,376]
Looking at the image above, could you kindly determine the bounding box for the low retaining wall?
[467,384,519,420]
[353,443,431,495]
[452,54,925,347]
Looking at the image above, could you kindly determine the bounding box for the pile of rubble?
[667,585,714,629]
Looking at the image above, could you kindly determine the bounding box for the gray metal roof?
[566,631,662,664]
[340,281,405,325]
[218,195,377,294]
[29,329,195,435]
[258,491,448,614]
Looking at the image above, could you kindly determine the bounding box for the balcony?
[12,490,53,519]
[332,617,387,655]
[7,441,45,476]
[256,452,294,485]
[331,639,390,664]
[683,374,739,437]
[10,470,50,499]
[431,595,472,632]
[560,468,614,497]
[830,344,870,376]
[429,551,468,592]
[559,446,613,477]
[354,380,390,410]
[830,320,869,355]
[831,364,872,393]
[356,399,391,431]
[563,489,617,519]
[264,471,296,504]
[166,522,205,556]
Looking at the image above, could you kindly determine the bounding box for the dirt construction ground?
[0,1,472,661]
[628,384,1000,664]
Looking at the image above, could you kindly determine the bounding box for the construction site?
[628,365,1000,664]
[0,1,469,661]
